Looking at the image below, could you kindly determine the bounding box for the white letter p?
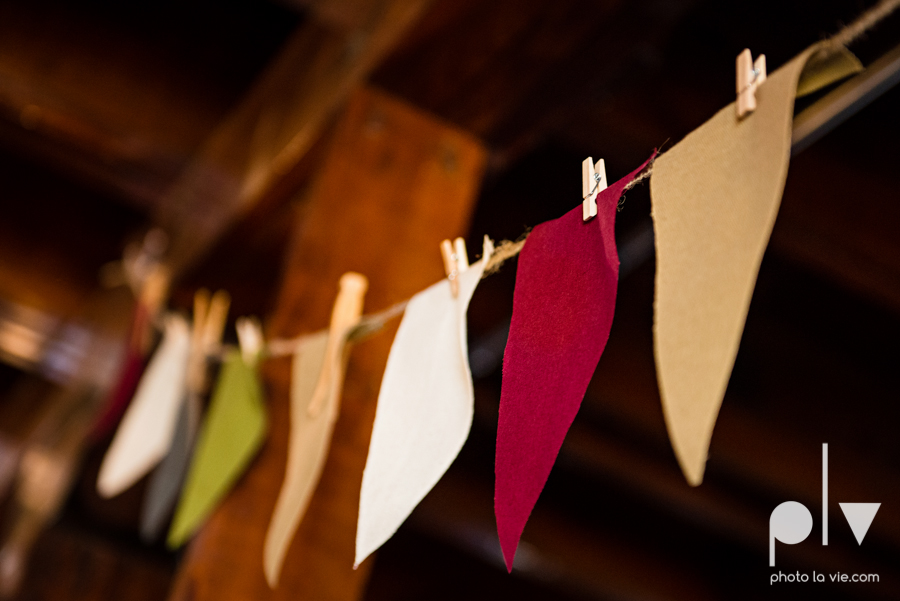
[769,501,813,566]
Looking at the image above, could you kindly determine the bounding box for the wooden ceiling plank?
[584,267,900,555]
[409,469,721,601]
[0,3,249,208]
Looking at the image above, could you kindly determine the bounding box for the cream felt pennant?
[97,314,191,498]
[355,237,492,568]
[166,350,267,548]
[649,43,861,486]
[264,273,367,587]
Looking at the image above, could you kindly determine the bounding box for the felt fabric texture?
[495,155,655,572]
[649,44,861,487]
[355,237,492,568]
[97,315,191,498]
[139,393,199,541]
[263,330,340,587]
[167,351,267,548]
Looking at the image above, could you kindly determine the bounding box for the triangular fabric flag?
[649,44,862,486]
[140,393,199,541]
[97,314,191,498]
[495,154,656,572]
[264,273,366,587]
[262,331,340,586]
[166,350,268,548]
[355,237,493,567]
[839,503,880,545]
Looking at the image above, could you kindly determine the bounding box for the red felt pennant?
[495,153,655,571]
[91,349,145,440]
[91,304,149,440]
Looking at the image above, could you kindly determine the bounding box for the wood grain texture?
[167,86,485,601]
[14,521,174,601]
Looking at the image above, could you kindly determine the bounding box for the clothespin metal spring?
[582,157,608,222]
[736,48,767,119]
[441,238,469,297]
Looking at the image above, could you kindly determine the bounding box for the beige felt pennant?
[263,273,367,587]
[650,43,861,486]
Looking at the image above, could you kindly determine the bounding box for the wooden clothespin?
[131,263,171,354]
[582,157,607,222]
[96,228,171,355]
[186,289,231,396]
[125,229,169,293]
[186,289,210,395]
[308,273,368,417]
[736,48,767,119]
[236,316,265,368]
[101,228,169,292]
[440,238,469,297]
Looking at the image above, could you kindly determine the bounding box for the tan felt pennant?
[650,43,861,486]
[262,330,343,587]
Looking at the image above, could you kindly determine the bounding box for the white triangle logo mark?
[839,503,880,545]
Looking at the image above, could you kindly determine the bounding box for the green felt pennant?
[167,350,267,548]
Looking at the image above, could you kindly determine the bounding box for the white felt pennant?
[97,314,191,498]
[354,237,492,567]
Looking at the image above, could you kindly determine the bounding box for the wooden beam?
[0,2,261,208]
[371,0,699,162]
[155,0,433,278]
[772,142,900,312]
[580,262,900,570]
[409,467,720,601]
[167,86,486,601]
[792,43,900,155]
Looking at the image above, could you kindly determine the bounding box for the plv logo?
[769,444,880,566]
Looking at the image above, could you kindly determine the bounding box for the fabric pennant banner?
[262,330,338,587]
[167,350,268,548]
[495,154,655,571]
[649,43,861,487]
[355,236,493,567]
[97,314,191,498]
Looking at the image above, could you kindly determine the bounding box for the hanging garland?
[93,0,900,583]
